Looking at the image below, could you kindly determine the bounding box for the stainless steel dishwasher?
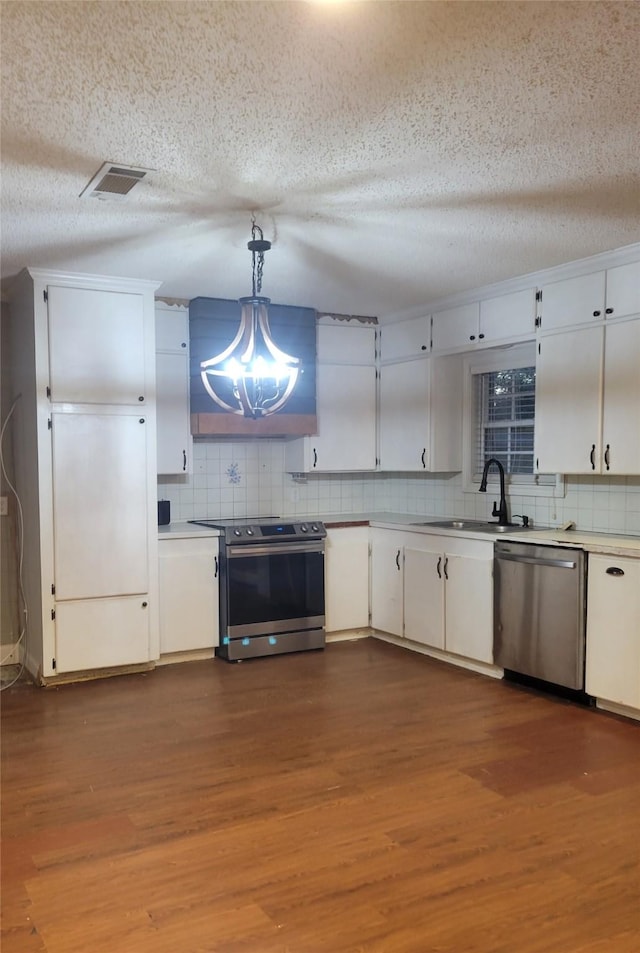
[494,540,587,690]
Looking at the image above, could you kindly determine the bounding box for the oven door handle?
[227,541,325,558]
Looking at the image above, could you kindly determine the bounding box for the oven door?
[225,540,325,638]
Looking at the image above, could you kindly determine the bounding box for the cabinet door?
[379,359,430,471]
[55,595,150,673]
[312,364,376,471]
[479,288,537,343]
[370,535,404,636]
[601,319,640,474]
[324,527,370,632]
[317,324,376,364]
[48,285,147,404]
[156,305,189,351]
[51,411,149,599]
[156,351,191,475]
[444,554,493,663]
[586,555,640,708]
[605,261,640,321]
[158,537,219,653]
[431,303,479,352]
[539,271,605,332]
[534,326,604,474]
[380,317,430,362]
[404,547,444,649]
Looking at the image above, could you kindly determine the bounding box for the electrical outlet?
[0,496,8,517]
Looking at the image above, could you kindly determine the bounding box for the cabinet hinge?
[51,609,56,620]
[538,342,541,356]
[535,316,541,328]
[51,583,55,595]
[43,289,48,302]
[52,658,56,670]
[535,290,542,302]
[46,385,51,398]
[47,418,52,430]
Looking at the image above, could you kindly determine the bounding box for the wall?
[0,303,21,654]
[158,439,640,536]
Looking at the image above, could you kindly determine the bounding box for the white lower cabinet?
[55,596,151,673]
[370,529,494,664]
[158,536,220,654]
[324,527,370,633]
[586,554,640,710]
[370,530,405,637]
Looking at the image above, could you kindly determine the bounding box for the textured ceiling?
[1,0,639,318]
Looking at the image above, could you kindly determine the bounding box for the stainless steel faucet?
[479,457,510,526]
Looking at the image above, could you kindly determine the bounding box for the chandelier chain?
[252,222,265,296]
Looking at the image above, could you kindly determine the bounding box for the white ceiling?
[1,0,639,319]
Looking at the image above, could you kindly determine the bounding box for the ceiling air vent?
[80,162,152,200]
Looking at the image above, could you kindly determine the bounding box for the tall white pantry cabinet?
[8,269,161,681]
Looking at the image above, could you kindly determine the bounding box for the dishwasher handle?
[496,551,577,570]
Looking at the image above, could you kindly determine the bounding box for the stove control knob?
[311,524,319,532]
[300,524,308,533]
[233,528,242,537]
[246,528,254,536]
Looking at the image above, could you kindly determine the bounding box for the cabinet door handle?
[443,557,448,580]
[313,448,318,468]
[478,333,485,340]
[182,449,187,471]
[141,601,148,608]
[605,566,624,576]
[421,448,426,469]
[604,444,610,470]
[605,307,613,315]
[214,556,219,578]
[138,395,145,402]
[589,444,596,469]
[593,310,601,317]
[436,556,442,579]
[395,549,401,571]
[469,334,476,341]
[139,418,145,424]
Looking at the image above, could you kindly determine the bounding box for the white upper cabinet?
[379,316,430,362]
[378,355,462,472]
[538,261,639,333]
[431,290,537,353]
[47,284,148,404]
[479,288,537,342]
[316,322,377,364]
[379,359,431,471]
[535,316,640,475]
[285,323,377,472]
[534,326,604,475]
[431,303,480,352]
[155,303,191,475]
[605,261,640,321]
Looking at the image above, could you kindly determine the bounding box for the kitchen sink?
[410,519,531,534]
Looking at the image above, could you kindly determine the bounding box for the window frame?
[462,343,565,498]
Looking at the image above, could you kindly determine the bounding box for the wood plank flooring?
[2,639,639,953]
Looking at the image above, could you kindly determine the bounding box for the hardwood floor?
[2,639,639,953]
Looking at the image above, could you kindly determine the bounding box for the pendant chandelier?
[200,222,300,418]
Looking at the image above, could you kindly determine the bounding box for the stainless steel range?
[189,517,327,661]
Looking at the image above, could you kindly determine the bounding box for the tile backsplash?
[157,440,640,536]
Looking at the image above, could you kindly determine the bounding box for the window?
[463,344,560,495]
[473,366,535,479]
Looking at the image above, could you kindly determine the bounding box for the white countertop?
[158,521,221,539]
[157,514,640,556]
